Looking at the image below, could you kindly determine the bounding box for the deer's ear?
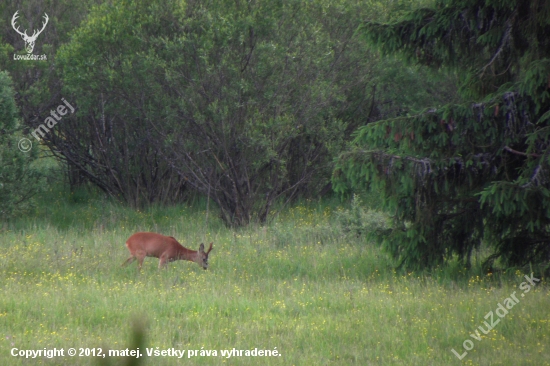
[207,242,213,254]
[199,243,205,253]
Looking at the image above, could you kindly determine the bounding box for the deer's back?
[126,232,181,257]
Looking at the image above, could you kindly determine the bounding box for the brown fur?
[122,232,213,270]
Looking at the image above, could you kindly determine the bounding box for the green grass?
[0,190,548,365]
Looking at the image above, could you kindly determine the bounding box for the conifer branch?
[503,146,540,158]
[521,164,545,188]
[479,13,515,77]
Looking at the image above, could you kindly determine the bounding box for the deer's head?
[196,242,213,270]
[12,11,49,54]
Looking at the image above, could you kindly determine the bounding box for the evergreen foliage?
[334,0,550,270]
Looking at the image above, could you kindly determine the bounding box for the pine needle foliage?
[334,0,550,270]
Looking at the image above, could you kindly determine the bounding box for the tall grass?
[0,186,548,365]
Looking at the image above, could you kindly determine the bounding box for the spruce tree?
[334,0,550,270]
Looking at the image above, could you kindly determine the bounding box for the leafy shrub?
[337,194,390,237]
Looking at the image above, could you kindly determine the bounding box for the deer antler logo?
[11,11,49,54]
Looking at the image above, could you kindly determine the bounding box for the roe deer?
[122,232,213,270]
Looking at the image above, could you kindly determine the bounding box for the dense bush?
[0,71,42,220]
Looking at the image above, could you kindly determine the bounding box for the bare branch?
[479,14,514,77]
[504,146,540,158]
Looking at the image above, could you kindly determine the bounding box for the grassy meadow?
[0,188,549,365]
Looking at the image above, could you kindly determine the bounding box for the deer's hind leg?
[122,256,136,267]
[136,251,147,271]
